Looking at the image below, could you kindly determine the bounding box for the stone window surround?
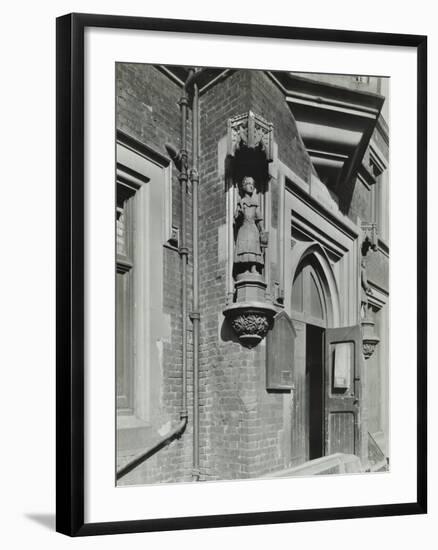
[116,132,173,460]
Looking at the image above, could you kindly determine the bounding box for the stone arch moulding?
[290,241,341,328]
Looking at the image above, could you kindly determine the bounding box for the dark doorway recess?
[306,324,324,460]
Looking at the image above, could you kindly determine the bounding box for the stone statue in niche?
[223,113,276,348]
[234,176,268,277]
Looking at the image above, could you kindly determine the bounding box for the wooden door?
[324,325,362,457]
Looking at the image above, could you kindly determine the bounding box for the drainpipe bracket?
[189,311,200,321]
[189,168,199,183]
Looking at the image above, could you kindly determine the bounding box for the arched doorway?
[288,243,362,466]
[289,241,340,328]
[291,255,329,328]
[290,253,330,463]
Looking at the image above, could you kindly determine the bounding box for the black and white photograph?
[0,0,432,546]
[115,64,390,486]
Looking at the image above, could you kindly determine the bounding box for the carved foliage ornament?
[232,312,270,338]
[363,341,378,360]
[361,317,380,360]
[229,311,272,348]
[224,303,277,349]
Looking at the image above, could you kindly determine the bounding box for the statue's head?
[241,176,255,194]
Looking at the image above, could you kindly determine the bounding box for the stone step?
[262,453,363,478]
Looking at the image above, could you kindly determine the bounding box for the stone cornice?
[267,71,384,116]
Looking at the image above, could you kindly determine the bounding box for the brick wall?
[195,69,312,480]
[116,64,192,485]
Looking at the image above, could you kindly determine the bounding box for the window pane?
[331,342,354,392]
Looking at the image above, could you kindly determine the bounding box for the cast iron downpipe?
[116,71,194,481]
[190,80,201,481]
[169,68,204,481]
[178,69,191,431]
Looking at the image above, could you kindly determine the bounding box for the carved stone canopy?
[226,111,274,195]
[361,222,378,256]
[227,111,274,162]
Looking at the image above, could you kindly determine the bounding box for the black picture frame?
[56,12,427,537]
